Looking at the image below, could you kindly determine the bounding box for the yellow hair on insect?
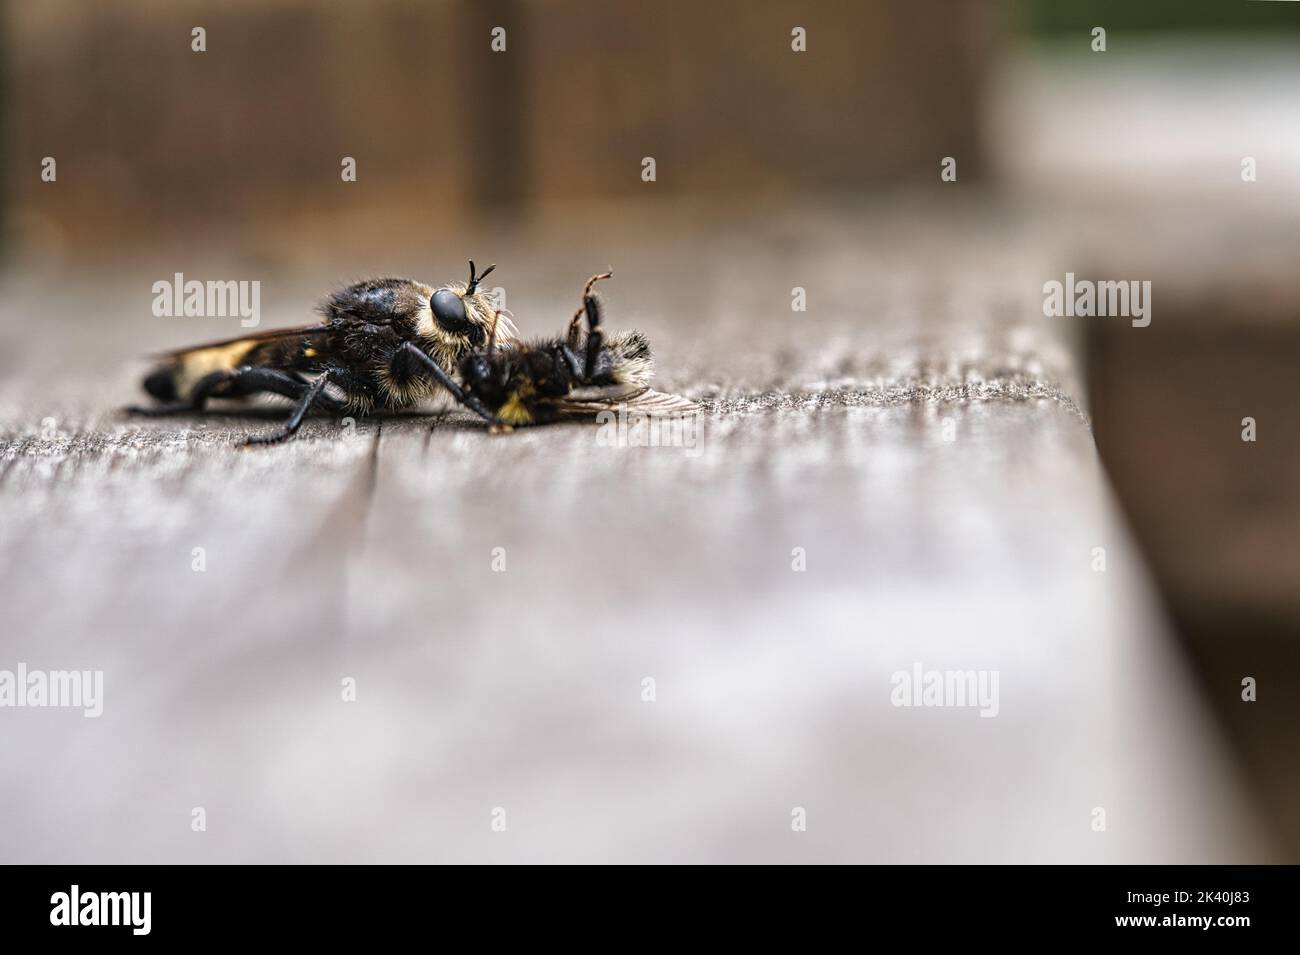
[497,393,534,426]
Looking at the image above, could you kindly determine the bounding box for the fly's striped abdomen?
[142,327,331,401]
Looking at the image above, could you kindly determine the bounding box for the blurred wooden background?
[5,0,991,256]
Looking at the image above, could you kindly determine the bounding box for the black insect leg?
[559,344,584,379]
[128,367,346,420]
[566,271,613,357]
[579,271,613,380]
[396,341,502,425]
[582,294,604,381]
[229,368,348,414]
[241,370,335,447]
[125,370,236,416]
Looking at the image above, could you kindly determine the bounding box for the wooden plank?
[0,205,1269,862]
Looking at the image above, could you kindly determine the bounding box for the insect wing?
[150,323,333,360]
[619,389,701,416]
[543,385,700,419]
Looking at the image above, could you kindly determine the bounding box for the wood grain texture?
[0,203,1268,862]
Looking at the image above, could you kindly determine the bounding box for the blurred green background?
[1023,0,1300,34]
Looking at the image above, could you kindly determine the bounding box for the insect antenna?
[466,260,497,295]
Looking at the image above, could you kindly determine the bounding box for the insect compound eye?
[430,288,471,334]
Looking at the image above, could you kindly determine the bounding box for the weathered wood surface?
[0,203,1268,862]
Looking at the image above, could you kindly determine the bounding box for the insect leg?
[559,344,584,379]
[395,341,502,425]
[567,271,613,354]
[128,367,345,420]
[565,307,585,350]
[582,295,604,381]
[228,367,348,414]
[240,369,335,447]
[577,271,613,380]
[125,370,234,416]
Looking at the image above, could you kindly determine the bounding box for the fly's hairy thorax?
[145,275,512,414]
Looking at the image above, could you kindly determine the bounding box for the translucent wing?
[542,385,701,420]
[149,323,333,360]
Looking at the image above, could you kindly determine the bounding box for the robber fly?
[130,261,517,445]
[454,270,698,428]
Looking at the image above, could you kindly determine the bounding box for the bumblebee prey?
[455,270,697,427]
[130,261,517,444]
